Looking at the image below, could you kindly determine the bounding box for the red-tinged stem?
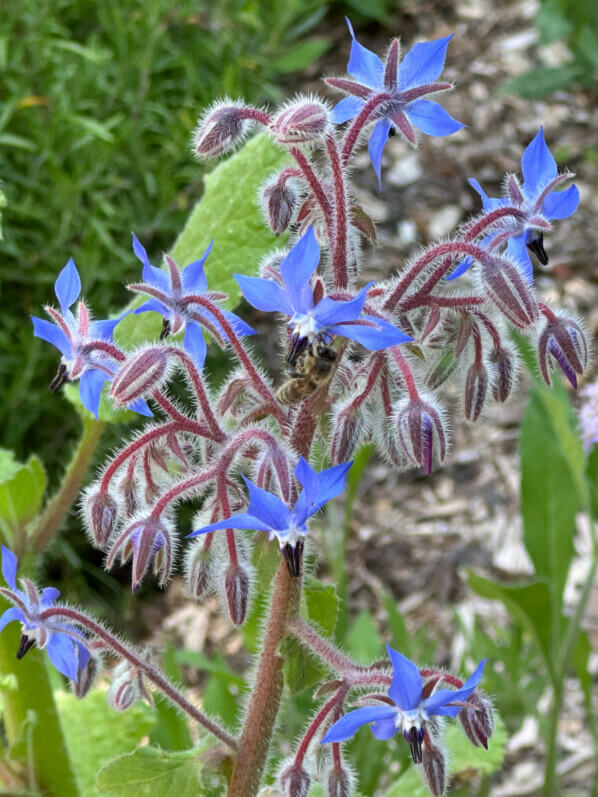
[539,302,557,322]
[464,206,525,240]
[472,323,483,367]
[326,134,349,289]
[40,607,237,750]
[287,617,363,675]
[149,462,221,520]
[294,687,349,767]
[473,310,502,350]
[350,354,384,410]
[401,294,483,311]
[241,108,272,126]
[332,742,342,769]
[218,476,238,566]
[419,668,465,688]
[341,92,393,164]
[84,339,126,362]
[389,347,419,401]
[380,369,393,416]
[227,561,301,797]
[289,146,336,252]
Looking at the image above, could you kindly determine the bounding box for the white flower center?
[290,312,318,340]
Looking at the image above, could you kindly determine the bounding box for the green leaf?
[0,448,46,538]
[345,612,384,664]
[585,445,598,519]
[346,0,389,22]
[272,38,331,73]
[537,0,574,44]
[502,63,582,98]
[170,134,290,308]
[384,714,507,796]
[57,689,155,797]
[63,382,147,425]
[303,575,339,637]
[149,644,193,751]
[96,746,210,795]
[202,655,242,729]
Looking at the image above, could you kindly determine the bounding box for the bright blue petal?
[345,18,384,89]
[521,128,557,196]
[291,458,319,525]
[445,256,474,281]
[370,717,398,740]
[1,547,18,590]
[387,645,423,710]
[46,633,79,681]
[31,316,72,359]
[54,258,81,314]
[134,298,170,317]
[132,233,171,293]
[321,705,397,744]
[234,274,294,316]
[221,310,256,338]
[314,284,370,327]
[183,322,207,371]
[76,639,90,670]
[331,96,366,124]
[506,235,534,283]
[406,99,464,137]
[0,607,25,632]
[468,178,505,212]
[79,369,109,419]
[368,119,392,191]
[425,658,486,717]
[40,587,60,606]
[128,397,153,417]
[311,461,353,513]
[280,227,319,313]
[542,184,579,220]
[330,317,411,350]
[244,477,292,531]
[90,311,130,342]
[398,35,453,91]
[182,240,212,293]
[188,512,272,537]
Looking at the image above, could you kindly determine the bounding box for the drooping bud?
[107,660,152,712]
[464,362,488,422]
[273,98,330,146]
[73,652,101,699]
[480,255,539,328]
[458,691,495,749]
[184,538,215,603]
[491,345,516,402]
[537,310,588,388]
[261,176,297,236]
[223,562,250,626]
[330,399,363,464]
[83,487,119,549]
[279,763,311,797]
[119,458,138,518]
[110,347,169,407]
[327,764,353,797]
[395,395,448,474]
[106,515,174,591]
[421,739,447,796]
[194,101,251,159]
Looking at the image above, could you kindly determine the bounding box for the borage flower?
[189,457,352,576]
[130,234,255,370]
[31,259,149,418]
[322,645,486,764]
[327,18,463,187]
[450,128,579,282]
[235,227,411,355]
[0,547,89,681]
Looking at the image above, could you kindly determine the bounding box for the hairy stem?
[326,134,349,289]
[289,146,336,253]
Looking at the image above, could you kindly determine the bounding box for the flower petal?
[132,233,171,293]
[244,477,292,531]
[521,128,557,197]
[31,316,72,358]
[40,587,60,606]
[134,298,171,317]
[398,35,453,91]
[183,321,207,371]
[234,275,294,316]
[311,461,353,513]
[280,227,319,313]
[330,317,411,350]
[188,512,272,537]
[370,717,398,740]
[54,258,81,314]
[182,241,213,293]
[79,369,109,419]
[221,310,256,338]
[46,633,79,681]
[1,547,18,591]
[387,645,423,710]
[331,96,366,124]
[468,178,502,212]
[506,235,534,284]
[321,705,397,744]
[406,99,464,137]
[345,18,384,89]
[314,284,371,328]
[543,184,580,220]
[90,311,130,342]
[0,607,25,632]
[128,397,153,417]
[291,458,319,525]
[368,119,392,191]
[425,658,486,717]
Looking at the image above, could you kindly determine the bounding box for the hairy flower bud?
[223,563,250,626]
[421,740,447,796]
[280,763,311,797]
[480,255,539,328]
[491,345,516,403]
[426,350,458,391]
[107,661,152,712]
[458,691,495,749]
[83,487,118,549]
[194,101,251,159]
[185,539,215,602]
[395,395,448,474]
[73,652,101,699]
[110,347,169,407]
[273,98,329,146]
[464,362,488,422]
[331,399,363,464]
[106,515,174,591]
[327,764,353,797]
[538,310,588,388]
[262,176,297,236]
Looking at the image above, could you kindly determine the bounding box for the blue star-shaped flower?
[0,547,90,681]
[234,227,411,351]
[327,18,464,188]
[449,128,579,282]
[188,457,352,576]
[131,234,256,370]
[321,645,486,763]
[31,259,150,418]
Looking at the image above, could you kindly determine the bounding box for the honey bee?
[276,340,337,405]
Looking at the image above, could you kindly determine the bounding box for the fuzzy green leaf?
[0,448,46,537]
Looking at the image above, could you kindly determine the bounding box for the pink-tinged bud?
[426,350,457,391]
[119,469,138,518]
[491,345,516,403]
[110,347,169,406]
[464,362,488,422]
[194,102,251,159]
[106,515,174,591]
[280,763,311,797]
[327,765,353,797]
[350,204,377,245]
[421,740,447,796]
[107,661,142,712]
[331,400,363,464]
[185,539,214,602]
[73,653,100,699]
[273,98,329,146]
[224,563,250,626]
[538,311,588,389]
[262,176,297,236]
[84,488,118,549]
[395,396,448,474]
[480,255,539,328]
[458,691,495,749]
